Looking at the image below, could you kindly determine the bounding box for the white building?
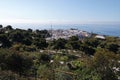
[95,35,105,39]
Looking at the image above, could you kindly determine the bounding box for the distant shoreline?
[1,23,120,37]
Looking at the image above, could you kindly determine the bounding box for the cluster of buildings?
[46,29,91,40]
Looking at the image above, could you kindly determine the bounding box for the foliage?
[0,70,27,80]
[105,43,119,53]
[84,38,100,47]
[33,38,48,49]
[0,25,120,80]
[0,34,11,48]
[0,49,33,76]
[52,38,67,49]
[37,64,53,80]
[38,53,51,64]
[93,49,119,80]
[80,45,95,55]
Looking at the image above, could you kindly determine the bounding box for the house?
[95,35,105,39]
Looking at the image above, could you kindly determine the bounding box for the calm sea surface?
[11,24,120,37]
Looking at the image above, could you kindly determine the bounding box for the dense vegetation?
[0,25,120,80]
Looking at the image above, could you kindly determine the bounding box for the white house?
[95,35,105,39]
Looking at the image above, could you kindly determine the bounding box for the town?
[46,29,91,40]
[46,28,105,41]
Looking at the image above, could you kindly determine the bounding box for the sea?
[5,23,120,37]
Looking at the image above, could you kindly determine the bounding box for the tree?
[34,38,48,49]
[65,36,82,50]
[22,38,32,46]
[0,34,11,48]
[66,41,80,50]
[9,31,24,43]
[38,53,51,64]
[84,38,100,47]
[53,38,67,49]
[27,28,33,32]
[106,43,119,53]
[5,25,13,30]
[93,49,118,80]
[5,52,33,75]
[35,29,50,38]
[0,25,3,28]
[80,44,95,55]
[69,36,79,41]
[0,49,9,70]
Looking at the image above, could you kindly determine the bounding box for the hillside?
[0,25,120,80]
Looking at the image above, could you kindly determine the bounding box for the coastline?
[1,23,120,37]
[9,24,120,37]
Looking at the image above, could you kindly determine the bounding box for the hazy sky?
[0,0,120,24]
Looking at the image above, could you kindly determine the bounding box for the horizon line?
[0,19,120,25]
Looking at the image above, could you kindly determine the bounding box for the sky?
[0,0,120,24]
